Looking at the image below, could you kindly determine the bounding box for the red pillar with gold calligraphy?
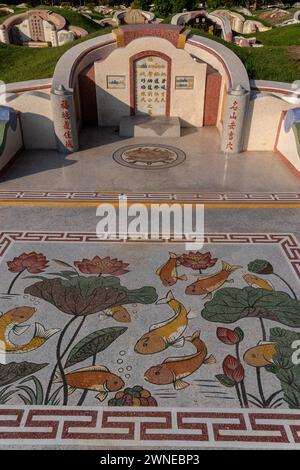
[51,84,79,153]
[221,85,249,154]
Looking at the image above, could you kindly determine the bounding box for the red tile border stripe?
[0,407,300,448]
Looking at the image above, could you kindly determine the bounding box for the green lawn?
[254,23,300,46]
[0,5,299,84]
[230,9,273,27]
[43,7,102,33]
[190,28,300,82]
[0,28,112,83]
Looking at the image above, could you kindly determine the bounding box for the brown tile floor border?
[0,406,299,449]
[0,191,299,207]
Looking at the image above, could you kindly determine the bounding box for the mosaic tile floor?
[0,231,299,448]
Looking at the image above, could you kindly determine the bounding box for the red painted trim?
[4,84,51,94]
[252,86,295,96]
[78,64,98,126]
[187,39,232,88]
[203,72,222,126]
[129,50,172,117]
[276,150,300,179]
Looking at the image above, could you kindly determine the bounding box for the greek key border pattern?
[0,407,300,448]
[0,191,299,203]
[0,232,299,280]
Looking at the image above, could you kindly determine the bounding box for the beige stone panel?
[171,57,206,127]
[277,122,300,173]
[95,37,206,127]
[244,95,293,151]
[9,91,56,149]
[43,20,53,43]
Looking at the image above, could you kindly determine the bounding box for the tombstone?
[123,9,146,25]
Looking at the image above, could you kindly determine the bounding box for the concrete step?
[119,115,181,137]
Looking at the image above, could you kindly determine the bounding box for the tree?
[131,0,141,8]
[153,0,173,16]
[139,0,152,10]
[171,0,198,13]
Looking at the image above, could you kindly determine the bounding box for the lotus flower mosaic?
[178,251,218,272]
[74,256,129,276]
[216,327,243,345]
[7,252,49,274]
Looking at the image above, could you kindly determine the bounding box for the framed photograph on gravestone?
[175,76,194,90]
[107,75,126,89]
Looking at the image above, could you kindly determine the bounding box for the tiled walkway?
[0,128,299,194]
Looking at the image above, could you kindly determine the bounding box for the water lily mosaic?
[0,238,300,410]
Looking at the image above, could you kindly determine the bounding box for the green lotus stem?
[235,384,244,408]
[45,316,86,404]
[236,343,249,408]
[77,352,97,406]
[235,343,241,363]
[256,367,266,407]
[7,269,25,295]
[273,273,298,300]
[259,318,267,342]
[56,317,78,406]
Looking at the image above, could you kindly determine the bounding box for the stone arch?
[171,10,232,42]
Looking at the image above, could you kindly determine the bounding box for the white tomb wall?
[8,91,56,149]
[43,20,53,44]
[95,36,207,127]
[244,95,294,151]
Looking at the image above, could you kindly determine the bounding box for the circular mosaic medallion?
[113,144,186,170]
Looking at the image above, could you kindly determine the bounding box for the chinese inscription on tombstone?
[226,99,238,152]
[60,99,74,150]
[134,56,168,116]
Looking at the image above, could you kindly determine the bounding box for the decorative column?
[51,84,79,153]
[221,84,249,154]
